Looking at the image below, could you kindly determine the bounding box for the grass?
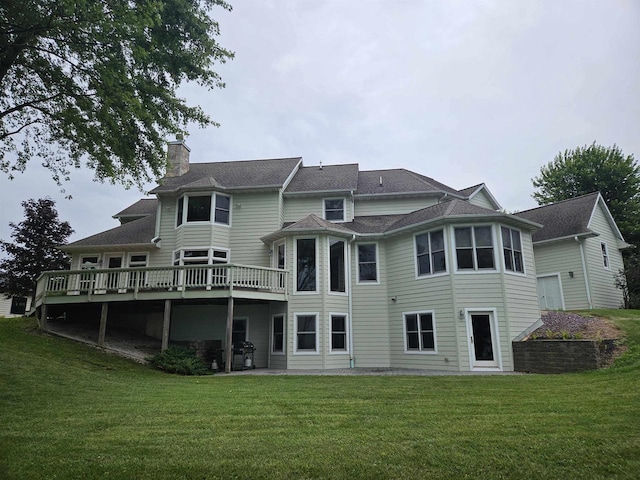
[1,312,639,480]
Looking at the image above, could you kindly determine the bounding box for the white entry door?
[466,311,501,370]
[537,275,564,310]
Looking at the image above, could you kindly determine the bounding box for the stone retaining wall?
[513,339,617,374]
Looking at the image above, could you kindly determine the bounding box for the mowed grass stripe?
[1,312,639,479]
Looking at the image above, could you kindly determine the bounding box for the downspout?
[577,236,593,309]
[350,190,355,221]
[348,234,356,368]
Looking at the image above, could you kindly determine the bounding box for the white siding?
[585,204,625,308]
[468,190,496,210]
[354,197,438,216]
[533,241,589,310]
[229,192,280,266]
[283,196,353,223]
[385,231,459,371]
[0,295,31,317]
[351,241,391,368]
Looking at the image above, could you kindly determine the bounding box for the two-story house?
[35,138,544,373]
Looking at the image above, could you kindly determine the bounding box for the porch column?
[39,304,47,331]
[98,303,108,347]
[161,299,171,352]
[225,296,234,373]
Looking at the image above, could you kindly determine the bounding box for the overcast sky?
[1,0,639,249]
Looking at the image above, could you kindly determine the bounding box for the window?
[601,242,609,269]
[296,238,317,292]
[173,248,228,266]
[10,297,27,315]
[501,227,524,273]
[330,314,348,353]
[80,255,100,269]
[454,226,495,271]
[232,318,247,347]
[357,244,378,283]
[214,194,230,224]
[128,254,148,288]
[403,312,436,353]
[415,230,446,276]
[295,314,318,353]
[187,195,211,222]
[176,193,231,226]
[329,238,346,293]
[324,198,345,221]
[272,315,285,354]
[173,248,229,287]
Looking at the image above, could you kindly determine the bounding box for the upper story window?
[601,242,610,269]
[501,227,524,273]
[80,255,101,270]
[357,243,378,283]
[173,248,229,266]
[129,254,148,268]
[324,198,345,222]
[176,193,231,227]
[329,238,346,293]
[454,226,495,271]
[415,230,446,276]
[296,238,317,292]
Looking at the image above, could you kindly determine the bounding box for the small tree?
[532,143,640,244]
[0,198,73,303]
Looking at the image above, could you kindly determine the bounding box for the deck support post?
[162,299,171,352]
[225,296,234,373]
[39,304,47,330]
[98,303,108,347]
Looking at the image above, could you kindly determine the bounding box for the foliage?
[1,311,639,479]
[532,142,640,244]
[0,198,73,299]
[0,0,233,188]
[147,345,208,375]
[616,257,640,309]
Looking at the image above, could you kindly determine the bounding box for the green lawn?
[1,312,639,480]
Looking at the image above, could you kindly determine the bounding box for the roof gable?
[515,192,601,243]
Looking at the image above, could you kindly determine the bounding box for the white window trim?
[128,252,148,267]
[270,313,286,355]
[103,253,124,269]
[601,242,610,270]
[175,193,232,228]
[356,242,380,285]
[402,310,438,355]
[172,246,230,265]
[323,197,347,222]
[273,240,286,270]
[452,224,499,274]
[294,312,319,355]
[293,236,319,295]
[500,226,526,277]
[463,308,503,372]
[414,229,449,279]
[80,254,101,269]
[329,312,350,354]
[327,237,348,296]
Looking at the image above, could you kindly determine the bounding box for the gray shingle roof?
[354,169,461,196]
[515,192,599,243]
[151,157,302,193]
[264,199,537,243]
[457,184,483,197]
[64,214,157,248]
[113,198,158,218]
[284,164,359,193]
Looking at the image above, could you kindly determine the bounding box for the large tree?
[532,142,640,245]
[0,0,233,187]
[0,198,73,301]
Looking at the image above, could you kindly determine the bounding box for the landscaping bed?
[514,311,625,373]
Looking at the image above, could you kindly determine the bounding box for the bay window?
[296,238,317,292]
[454,226,495,271]
[176,193,231,226]
[501,227,524,273]
[415,230,446,276]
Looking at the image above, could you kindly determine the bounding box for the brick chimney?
[166,134,190,177]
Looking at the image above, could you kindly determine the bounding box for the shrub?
[147,346,209,375]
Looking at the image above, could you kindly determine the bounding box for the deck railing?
[35,264,288,303]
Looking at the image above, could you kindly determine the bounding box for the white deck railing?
[35,264,288,303]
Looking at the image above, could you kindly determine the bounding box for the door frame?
[464,308,502,371]
[536,273,565,310]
